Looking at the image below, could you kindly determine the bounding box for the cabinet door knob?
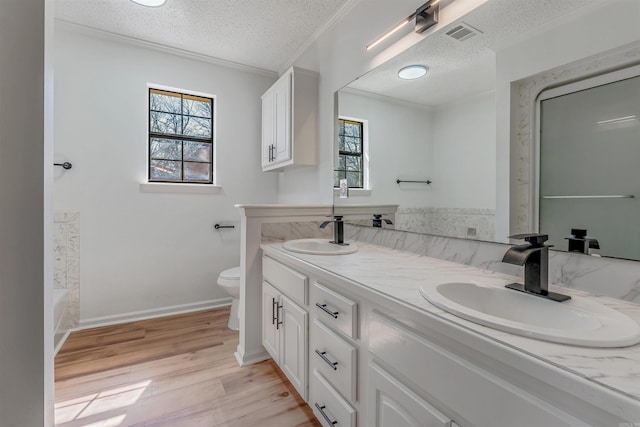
[315,303,339,319]
[315,349,338,370]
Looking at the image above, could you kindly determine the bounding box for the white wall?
[0,0,54,425]
[337,90,433,208]
[432,91,495,209]
[54,27,279,322]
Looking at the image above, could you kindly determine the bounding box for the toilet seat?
[217,266,240,288]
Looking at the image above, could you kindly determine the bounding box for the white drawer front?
[368,362,451,427]
[310,319,357,402]
[312,282,358,338]
[311,370,356,427]
[369,311,588,427]
[263,256,307,306]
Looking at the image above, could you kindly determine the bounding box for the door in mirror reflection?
[539,66,640,260]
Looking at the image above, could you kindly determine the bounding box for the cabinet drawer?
[310,319,357,402]
[310,370,356,427]
[263,256,307,306]
[312,282,358,338]
[369,311,586,427]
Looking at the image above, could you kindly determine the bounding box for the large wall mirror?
[333,0,640,261]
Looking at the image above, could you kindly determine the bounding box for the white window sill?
[140,182,222,194]
[333,188,372,197]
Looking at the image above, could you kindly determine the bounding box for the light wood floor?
[54,307,321,427]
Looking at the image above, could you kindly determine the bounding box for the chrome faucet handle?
[508,233,549,247]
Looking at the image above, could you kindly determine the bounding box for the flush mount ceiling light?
[366,0,441,51]
[130,0,166,7]
[398,65,428,80]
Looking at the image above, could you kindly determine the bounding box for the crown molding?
[340,86,434,112]
[278,0,361,75]
[55,19,279,79]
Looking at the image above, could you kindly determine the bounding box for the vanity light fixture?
[130,0,166,7]
[366,0,441,51]
[398,65,428,80]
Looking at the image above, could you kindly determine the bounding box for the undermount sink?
[420,282,640,347]
[282,238,358,255]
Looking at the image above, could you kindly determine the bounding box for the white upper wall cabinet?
[261,66,318,171]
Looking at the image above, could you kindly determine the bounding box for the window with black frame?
[334,118,364,188]
[148,88,214,183]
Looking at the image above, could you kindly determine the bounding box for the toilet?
[217,266,241,330]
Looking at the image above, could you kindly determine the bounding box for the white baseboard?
[234,346,271,367]
[54,329,72,356]
[77,298,232,330]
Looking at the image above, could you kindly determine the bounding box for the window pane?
[338,134,346,152]
[334,170,345,187]
[346,155,361,171]
[150,111,182,135]
[347,171,362,188]
[150,160,181,181]
[183,116,212,138]
[183,141,211,162]
[150,138,182,160]
[183,97,212,119]
[184,162,211,182]
[344,122,360,137]
[344,136,361,153]
[150,91,181,114]
[338,121,345,136]
[336,155,346,171]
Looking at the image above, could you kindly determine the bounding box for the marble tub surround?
[262,241,640,410]
[395,207,495,241]
[53,212,80,345]
[345,224,640,304]
[261,221,333,243]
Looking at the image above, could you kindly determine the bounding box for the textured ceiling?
[347,0,604,107]
[55,0,348,72]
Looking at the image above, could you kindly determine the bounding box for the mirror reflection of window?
[334,117,368,188]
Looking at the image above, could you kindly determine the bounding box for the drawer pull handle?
[315,303,339,319]
[276,303,283,330]
[315,349,338,370]
[272,297,277,325]
[314,403,338,425]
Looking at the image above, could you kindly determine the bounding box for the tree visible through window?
[148,88,214,183]
[334,118,364,188]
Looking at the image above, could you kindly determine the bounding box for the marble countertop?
[261,240,640,405]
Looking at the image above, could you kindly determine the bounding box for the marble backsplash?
[395,207,495,241]
[54,212,80,345]
[261,221,333,242]
[345,224,640,304]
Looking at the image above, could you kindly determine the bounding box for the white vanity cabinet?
[260,245,639,427]
[261,66,318,171]
[262,256,309,400]
[367,361,453,427]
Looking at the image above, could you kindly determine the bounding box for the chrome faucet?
[502,233,571,302]
[320,215,347,245]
